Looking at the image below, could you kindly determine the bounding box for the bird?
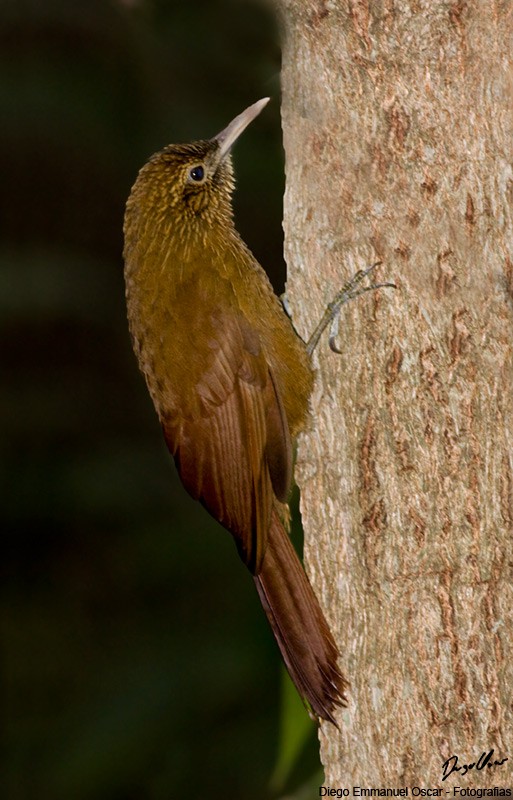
[123,97,347,724]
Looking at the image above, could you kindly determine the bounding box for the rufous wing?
[162,309,292,574]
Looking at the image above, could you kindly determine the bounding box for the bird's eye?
[189,165,205,182]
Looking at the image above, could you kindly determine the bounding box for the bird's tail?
[254,509,347,724]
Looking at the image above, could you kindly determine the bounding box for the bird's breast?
[125,236,313,437]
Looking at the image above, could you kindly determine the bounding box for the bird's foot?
[280,290,292,319]
[306,262,395,357]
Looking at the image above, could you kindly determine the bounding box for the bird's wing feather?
[162,309,292,573]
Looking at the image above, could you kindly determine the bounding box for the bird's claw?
[307,261,396,356]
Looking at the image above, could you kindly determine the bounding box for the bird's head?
[125,98,270,247]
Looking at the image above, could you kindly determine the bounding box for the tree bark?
[278,0,513,787]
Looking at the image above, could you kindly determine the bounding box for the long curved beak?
[213,97,270,162]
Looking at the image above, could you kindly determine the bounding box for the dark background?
[1,1,322,798]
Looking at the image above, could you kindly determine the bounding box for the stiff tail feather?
[254,509,347,724]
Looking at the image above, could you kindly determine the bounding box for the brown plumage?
[123,98,347,723]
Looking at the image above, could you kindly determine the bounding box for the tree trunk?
[278,0,513,787]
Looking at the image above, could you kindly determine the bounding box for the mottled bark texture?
[278,0,513,786]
